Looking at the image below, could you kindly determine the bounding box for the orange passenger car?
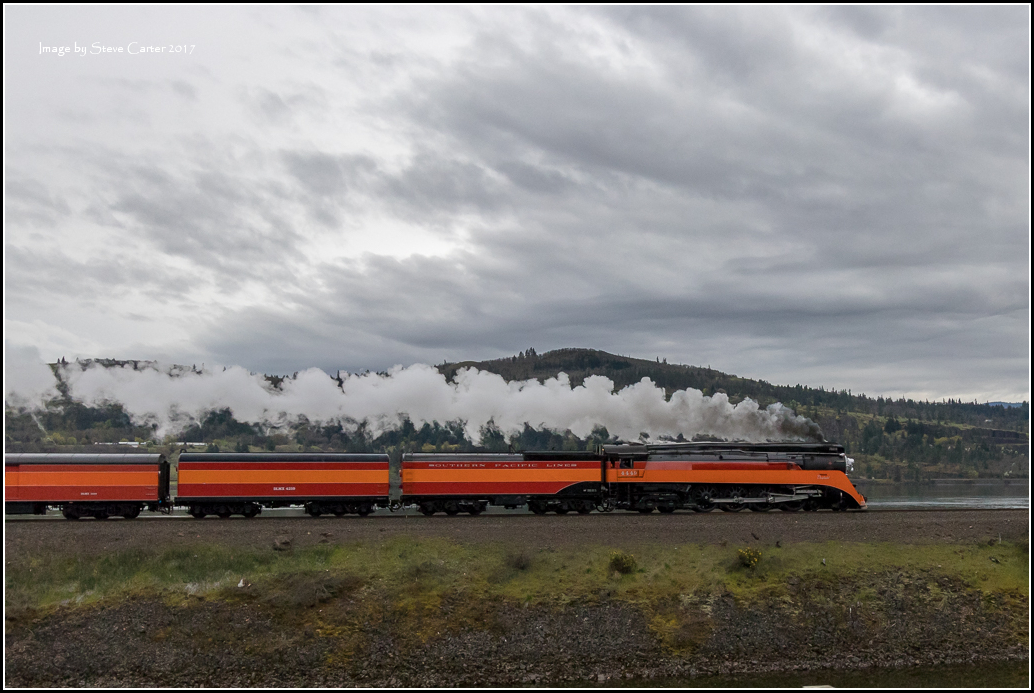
[176,453,390,518]
[402,452,604,515]
[4,453,170,519]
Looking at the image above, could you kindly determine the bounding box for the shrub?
[738,547,762,570]
[610,551,637,575]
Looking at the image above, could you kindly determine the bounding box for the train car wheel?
[95,512,110,520]
[467,506,483,516]
[358,505,372,517]
[122,506,141,520]
[243,505,260,518]
[419,504,436,516]
[555,506,570,514]
[62,507,81,521]
[528,502,546,515]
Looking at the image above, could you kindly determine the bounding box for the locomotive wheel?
[720,486,747,512]
[780,500,804,512]
[748,487,772,512]
[576,503,592,515]
[95,512,110,520]
[658,506,675,514]
[555,507,570,515]
[690,486,716,512]
[637,507,654,514]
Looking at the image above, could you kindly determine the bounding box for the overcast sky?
[5,6,1030,403]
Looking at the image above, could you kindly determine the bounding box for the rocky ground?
[5,571,1028,687]
[5,508,1027,558]
[5,509,1029,686]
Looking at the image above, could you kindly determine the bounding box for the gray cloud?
[4,6,1029,402]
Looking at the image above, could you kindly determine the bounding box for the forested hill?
[4,349,1027,478]
[439,348,1029,434]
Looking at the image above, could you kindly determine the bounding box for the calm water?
[613,658,1029,688]
[853,479,1029,510]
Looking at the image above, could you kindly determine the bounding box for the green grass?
[7,538,1027,615]
[6,538,1027,663]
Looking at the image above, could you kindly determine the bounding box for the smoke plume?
[7,357,824,442]
[4,343,60,410]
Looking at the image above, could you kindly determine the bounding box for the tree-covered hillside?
[440,349,1029,480]
[440,348,1028,432]
[4,349,1028,480]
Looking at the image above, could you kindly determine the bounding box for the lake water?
[852,479,1029,510]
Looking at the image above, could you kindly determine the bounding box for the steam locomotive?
[4,442,866,520]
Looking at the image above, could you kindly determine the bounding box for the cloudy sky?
[5,6,1030,403]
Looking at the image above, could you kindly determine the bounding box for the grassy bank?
[6,538,1028,686]
[8,537,1028,613]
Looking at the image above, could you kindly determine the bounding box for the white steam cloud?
[9,358,823,442]
[4,343,60,410]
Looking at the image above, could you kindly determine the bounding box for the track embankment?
[5,510,1029,686]
[4,508,1027,558]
